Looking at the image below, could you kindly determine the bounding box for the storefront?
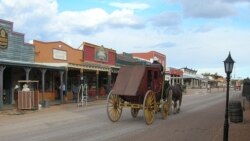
[0,19,64,109]
[168,67,184,86]
[181,67,207,88]
[81,42,117,98]
[33,41,118,101]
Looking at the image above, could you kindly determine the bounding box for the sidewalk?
[228,97,250,141]
[0,99,106,116]
[184,87,225,95]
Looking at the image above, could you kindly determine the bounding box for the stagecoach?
[106,63,172,125]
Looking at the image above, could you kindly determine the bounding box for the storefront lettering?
[53,49,67,60]
[0,28,8,49]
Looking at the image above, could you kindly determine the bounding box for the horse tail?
[166,86,173,114]
[164,86,173,101]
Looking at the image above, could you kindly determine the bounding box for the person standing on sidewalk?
[72,83,78,103]
[59,83,66,102]
[14,85,19,108]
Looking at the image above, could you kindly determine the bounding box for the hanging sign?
[0,27,8,49]
[95,45,108,62]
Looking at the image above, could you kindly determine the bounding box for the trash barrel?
[229,100,243,123]
[43,100,49,108]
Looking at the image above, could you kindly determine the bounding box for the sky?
[0,0,250,79]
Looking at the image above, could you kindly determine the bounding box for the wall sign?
[95,45,108,62]
[0,27,8,49]
[53,49,67,60]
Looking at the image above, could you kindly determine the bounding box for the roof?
[113,65,145,96]
[117,54,139,63]
[0,59,65,70]
[83,42,116,53]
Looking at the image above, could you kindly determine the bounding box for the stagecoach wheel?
[107,90,122,122]
[131,108,139,118]
[161,101,169,119]
[143,90,157,125]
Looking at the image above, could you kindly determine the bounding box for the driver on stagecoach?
[152,56,164,75]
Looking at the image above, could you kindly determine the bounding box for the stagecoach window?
[154,71,158,79]
[147,70,152,88]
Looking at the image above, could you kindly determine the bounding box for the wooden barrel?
[229,100,243,123]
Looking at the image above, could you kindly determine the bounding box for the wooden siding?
[0,20,34,62]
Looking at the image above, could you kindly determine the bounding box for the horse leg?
[177,97,182,113]
[173,101,177,114]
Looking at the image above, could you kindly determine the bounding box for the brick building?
[33,41,117,102]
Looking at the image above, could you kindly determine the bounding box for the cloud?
[0,0,146,42]
[223,0,250,3]
[168,0,236,18]
[149,12,183,35]
[151,12,182,27]
[0,0,58,40]
[151,42,176,49]
[1,0,250,78]
[48,8,108,35]
[108,9,144,29]
[109,2,150,10]
[194,25,215,33]
[163,27,250,77]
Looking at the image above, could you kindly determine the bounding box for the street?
[0,90,240,141]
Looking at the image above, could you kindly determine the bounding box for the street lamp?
[223,52,235,141]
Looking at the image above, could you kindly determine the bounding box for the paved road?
[0,90,240,141]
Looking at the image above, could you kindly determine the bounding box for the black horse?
[163,81,183,114]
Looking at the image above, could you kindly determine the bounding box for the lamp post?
[223,52,235,141]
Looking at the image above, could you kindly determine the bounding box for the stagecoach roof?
[113,65,146,96]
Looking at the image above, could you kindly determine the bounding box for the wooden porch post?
[60,71,64,104]
[24,67,31,80]
[65,68,68,100]
[108,69,111,93]
[96,70,99,99]
[41,69,47,102]
[0,65,6,109]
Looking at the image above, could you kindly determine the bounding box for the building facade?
[116,52,148,66]
[181,67,207,88]
[166,67,183,86]
[33,41,117,102]
[0,19,64,109]
[132,51,166,70]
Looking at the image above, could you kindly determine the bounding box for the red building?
[83,42,116,66]
[82,42,118,97]
[132,51,166,70]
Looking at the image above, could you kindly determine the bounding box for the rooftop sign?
[0,27,8,49]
